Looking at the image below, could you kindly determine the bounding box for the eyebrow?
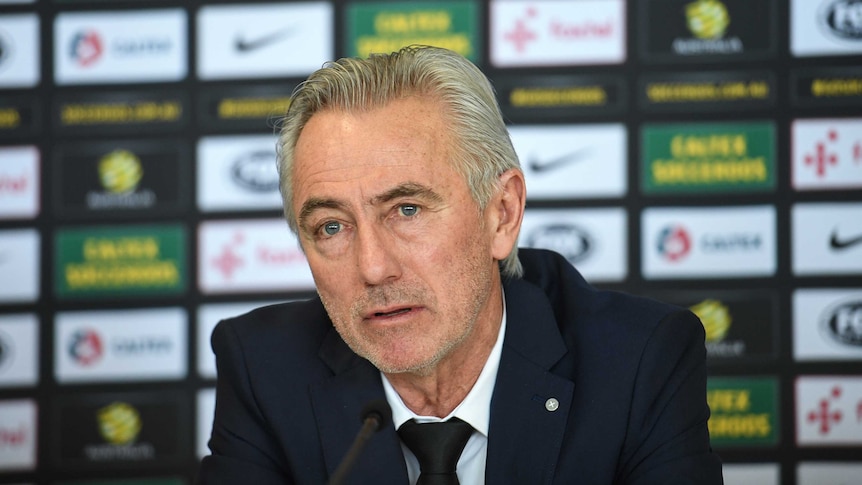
[370,182,443,206]
[297,182,444,231]
[297,198,345,232]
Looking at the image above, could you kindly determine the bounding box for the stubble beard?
[320,250,495,376]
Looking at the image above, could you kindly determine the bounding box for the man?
[197,46,722,484]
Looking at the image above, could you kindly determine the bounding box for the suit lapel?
[308,276,574,484]
[486,278,574,485]
[310,328,409,484]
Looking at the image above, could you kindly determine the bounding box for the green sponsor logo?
[707,377,779,448]
[642,121,775,194]
[55,224,186,298]
[346,1,480,61]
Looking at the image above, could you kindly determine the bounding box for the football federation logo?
[692,299,732,342]
[70,30,103,67]
[686,0,730,39]
[86,148,157,210]
[68,329,103,366]
[99,150,143,194]
[97,401,142,445]
[657,224,692,262]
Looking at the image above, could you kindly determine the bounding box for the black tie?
[397,417,473,485]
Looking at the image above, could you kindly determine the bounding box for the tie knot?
[397,417,473,484]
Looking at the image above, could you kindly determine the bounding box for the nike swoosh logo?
[527,147,591,173]
[235,27,296,53]
[830,229,862,250]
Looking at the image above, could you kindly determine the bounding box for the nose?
[354,223,402,286]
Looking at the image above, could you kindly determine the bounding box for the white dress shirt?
[382,300,506,485]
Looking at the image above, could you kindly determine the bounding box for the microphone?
[328,399,392,485]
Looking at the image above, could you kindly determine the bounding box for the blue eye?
[322,221,341,236]
[399,205,419,216]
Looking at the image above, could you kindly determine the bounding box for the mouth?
[366,306,416,319]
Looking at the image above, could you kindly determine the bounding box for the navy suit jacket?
[197,248,722,484]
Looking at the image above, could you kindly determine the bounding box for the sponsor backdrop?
[0,0,860,483]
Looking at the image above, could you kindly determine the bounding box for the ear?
[487,168,526,261]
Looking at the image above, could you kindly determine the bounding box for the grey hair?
[276,45,523,278]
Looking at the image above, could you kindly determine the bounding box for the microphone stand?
[328,400,391,485]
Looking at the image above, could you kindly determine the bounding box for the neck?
[384,285,503,417]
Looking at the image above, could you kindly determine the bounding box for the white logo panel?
[723,463,780,485]
[519,207,627,282]
[796,376,862,445]
[0,146,39,220]
[197,301,281,379]
[0,314,38,388]
[792,119,862,191]
[0,399,37,471]
[509,123,627,199]
[198,219,314,294]
[0,229,39,303]
[490,0,626,67]
[197,387,215,459]
[794,288,862,361]
[798,462,862,485]
[197,2,333,80]
[791,0,862,57]
[792,202,862,275]
[197,135,282,212]
[642,206,776,279]
[54,9,187,85]
[55,307,188,383]
[0,14,39,87]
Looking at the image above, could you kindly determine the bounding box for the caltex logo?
[68,328,103,366]
[69,30,103,67]
[657,224,692,262]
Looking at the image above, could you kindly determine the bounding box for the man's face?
[291,96,502,375]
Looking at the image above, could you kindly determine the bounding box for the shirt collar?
[382,291,507,437]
